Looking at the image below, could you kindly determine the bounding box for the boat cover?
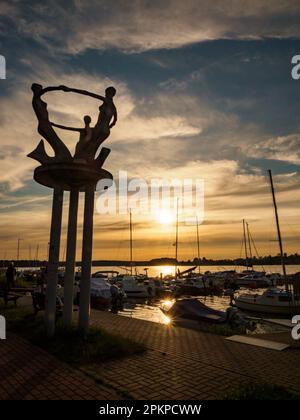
[163,298,227,324]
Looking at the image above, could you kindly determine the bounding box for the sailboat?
[235,170,300,315]
[236,220,272,288]
[177,216,222,295]
[121,210,156,298]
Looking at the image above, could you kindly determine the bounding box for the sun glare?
[156,209,175,225]
[162,314,172,325]
[159,266,174,277]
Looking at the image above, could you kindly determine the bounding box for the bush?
[1,304,145,365]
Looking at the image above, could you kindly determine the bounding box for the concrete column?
[79,184,95,333]
[45,188,64,337]
[63,189,79,327]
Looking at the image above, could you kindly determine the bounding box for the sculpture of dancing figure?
[31,84,72,161]
[51,115,93,160]
[60,85,117,159]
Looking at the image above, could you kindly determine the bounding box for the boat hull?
[124,290,152,298]
[235,299,300,315]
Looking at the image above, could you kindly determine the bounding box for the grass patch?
[1,303,145,366]
[222,382,300,400]
[0,274,33,289]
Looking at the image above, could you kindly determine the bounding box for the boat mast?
[268,170,287,289]
[175,198,179,279]
[17,237,22,261]
[242,219,249,270]
[196,216,201,274]
[130,209,133,276]
[35,244,39,267]
[246,222,253,270]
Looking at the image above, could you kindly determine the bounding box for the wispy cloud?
[1,1,300,54]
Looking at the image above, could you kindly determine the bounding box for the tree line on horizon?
[1,252,300,267]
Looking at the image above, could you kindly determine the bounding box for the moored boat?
[236,272,273,288]
[121,275,156,298]
[160,298,255,332]
[234,170,300,316]
[234,287,300,315]
[161,298,227,324]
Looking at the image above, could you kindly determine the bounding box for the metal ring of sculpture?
[28,83,117,164]
[28,83,116,190]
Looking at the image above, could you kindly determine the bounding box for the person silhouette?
[31,83,72,160]
[60,85,117,158]
[51,115,93,159]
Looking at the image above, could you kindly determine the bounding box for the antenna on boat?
[175,197,179,279]
[196,216,201,274]
[129,208,133,276]
[246,222,253,270]
[268,169,288,290]
[242,219,249,270]
[17,237,23,262]
[35,244,39,266]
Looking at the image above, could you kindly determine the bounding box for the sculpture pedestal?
[45,188,64,337]
[63,189,79,328]
[34,161,113,191]
[35,162,113,336]
[78,185,95,333]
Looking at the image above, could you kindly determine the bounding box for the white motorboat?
[236,272,273,288]
[234,287,300,315]
[92,270,119,280]
[121,275,156,298]
[176,274,224,296]
[178,276,207,295]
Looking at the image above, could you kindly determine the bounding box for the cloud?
[248,133,300,165]
[1,51,219,191]
[1,1,300,55]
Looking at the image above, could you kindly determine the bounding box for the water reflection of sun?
[161,299,175,310]
[159,265,174,277]
[162,314,172,325]
[161,298,175,325]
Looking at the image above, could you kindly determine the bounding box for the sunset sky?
[1,1,300,262]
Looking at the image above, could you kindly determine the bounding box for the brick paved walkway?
[0,333,119,400]
[88,310,300,399]
[1,305,300,400]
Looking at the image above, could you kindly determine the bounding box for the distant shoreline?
[1,259,300,268]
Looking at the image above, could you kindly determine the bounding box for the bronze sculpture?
[30,84,72,162]
[51,115,93,160]
[60,85,117,160]
[28,83,116,336]
[28,83,117,164]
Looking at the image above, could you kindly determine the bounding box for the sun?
[156,209,175,225]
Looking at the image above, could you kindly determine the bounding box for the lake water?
[17,264,298,331]
[90,265,298,329]
[91,264,300,277]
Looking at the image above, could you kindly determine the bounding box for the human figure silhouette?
[51,115,93,159]
[61,85,117,158]
[31,84,72,160]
